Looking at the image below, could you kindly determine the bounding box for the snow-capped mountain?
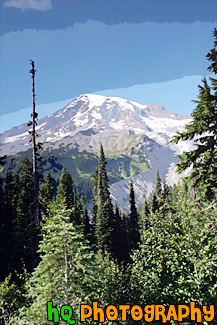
[0,94,192,209]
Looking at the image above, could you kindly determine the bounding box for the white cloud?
[4,0,52,11]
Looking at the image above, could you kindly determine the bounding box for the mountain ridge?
[0,94,192,209]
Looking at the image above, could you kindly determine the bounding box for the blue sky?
[0,0,216,132]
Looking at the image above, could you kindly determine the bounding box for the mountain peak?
[0,94,191,156]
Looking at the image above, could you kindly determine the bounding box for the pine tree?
[142,199,150,229]
[91,166,99,237]
[12,157,35,273]
[28,60,43,227]
[172,29,217,199]
[57,169,74,209]
[151,192,158,214]
[94,145,116,257]
[11,205,95,323]
[72,192,83,225]
[57,169,84,225]
[128,179,141,251]
[155,168,163,211]
[83,208,91,239]
[0,155,7,166]
[1,172,20,279]
[155,168,162,199]
[162,178,170,201]
[39,172,55,207]
[113,204,129,263]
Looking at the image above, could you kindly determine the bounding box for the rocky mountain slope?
[0,94,192,209]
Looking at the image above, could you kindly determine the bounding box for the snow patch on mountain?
[1,93,192,157]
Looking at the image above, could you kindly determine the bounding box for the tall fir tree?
[39,172,55,207]
[57,168,84,225]
[128,179,141,252]
[162,178,170,201]
[151,192,158,214]
[10,206,95,323]
[12,157,36,273]
[154,168,163,211]
[28,60,44,227]
[57,169,74,209]
[172,29,217,199]
[142,199,150,229]
[155,168,162,199]
[91,166,99,238]
[83,208,91,239]
[94,145,116,257]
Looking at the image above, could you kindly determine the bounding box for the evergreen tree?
[0,155,7,166]
[1,172,20,279]
[94,145,116,257]
[73,192,84,225]
[12,157,35,273]
[121,211,131,263]
[91,166,98,239]
[57,168,84,225]
[83,208,91,239]
[56,169,74,209]
[151,192,158,214]
[154,169,163,211]
[142,199,150,229]
[172,29,217,199]
[155,168,162,199]
[162,178,170,201]
[39,172,55,207]
[10,205,95,323]
[128,179,141,251]
[113,204,129,263]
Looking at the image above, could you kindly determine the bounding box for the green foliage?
[0,172,19,279]
[10,205,95,324]
[0,275,26,324]
[128,179,141,252]
[130,187,217,323]
[12,157,36,273]
[113,204,129,263]
[39,172,55,207]
[92,252,130,306]
[94,145,116,258]
[56,168,74,209]
[172,30,217,199]
[56,168,84,225]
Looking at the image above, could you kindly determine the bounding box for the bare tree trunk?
[30,60,40,228]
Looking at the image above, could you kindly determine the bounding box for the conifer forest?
[0,30,217,324]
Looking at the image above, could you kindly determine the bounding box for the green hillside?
[2,143,148,200]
